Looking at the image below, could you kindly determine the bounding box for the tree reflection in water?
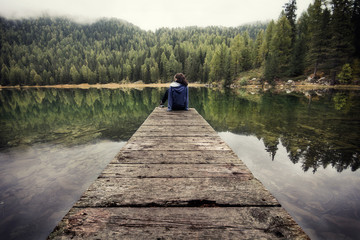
[192,88,360,173]
[0,87,359,173]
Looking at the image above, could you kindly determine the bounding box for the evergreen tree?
[262,20,276,60]
[352,0,360,59]
[98,64,109,83]
[264,53,279,83]
[34,73,42,85]
[230,34,243,78]
[150,63,160,82]
[185,52,200,82]
[289,12,309,76]
[241,31,253,71]
[9,66,26,85]
[209,43,230,85]
[81,65,96,84]
[253,30,265,68]
[123,62,132,81]
[265,15,292,79]
[159,52,168,81]
[329,0,355,79]
[1,64,9,85]
[166,53,182,80]
[284,0,297,45]
[70,65,81,84]
[306,0,331,76]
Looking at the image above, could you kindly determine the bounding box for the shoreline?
[241,84,360,91]
[0,83,359,90]
[0,83,205,89]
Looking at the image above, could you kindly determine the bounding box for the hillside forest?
[0,0,359,86]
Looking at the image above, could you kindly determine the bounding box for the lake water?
[0,87,359,239]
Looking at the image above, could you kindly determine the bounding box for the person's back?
[160,73,189,111]
[168,81,188,110]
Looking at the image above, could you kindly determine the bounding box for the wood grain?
[99,163,253,179]
[50,207,307,240]
[48,107,309,239]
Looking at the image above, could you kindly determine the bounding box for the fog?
[0,0,313,31]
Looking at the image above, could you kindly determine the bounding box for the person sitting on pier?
[160,73,189,111]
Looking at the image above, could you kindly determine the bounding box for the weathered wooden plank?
[132,131,219,137]
[128,136,226,143]
[142,119,210,126]
[74,178,279,207]
[134,125,216,136]
[99,164,253,179]
[111,149,241,164]
[145,108,210,127]
[49,207,309,240]
[150,107,199,114]
[133,126,218,137]
[146,112,202,120]
[124,136,232,151]
[136,124,214,131]
[146,108,202,117]
[141,108,211,126]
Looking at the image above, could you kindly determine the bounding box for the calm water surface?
[0,87,359,239]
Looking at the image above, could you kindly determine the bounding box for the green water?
[0,87,359,239]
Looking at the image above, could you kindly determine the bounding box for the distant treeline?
[0,0,359,86]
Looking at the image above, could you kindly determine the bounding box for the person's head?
[174,73,188,86]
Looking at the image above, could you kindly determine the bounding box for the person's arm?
[167,87,173,111]
[186,86,189,110]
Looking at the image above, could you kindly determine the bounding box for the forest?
[0,0,359,86]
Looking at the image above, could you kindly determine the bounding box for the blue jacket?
[168,82,189,111]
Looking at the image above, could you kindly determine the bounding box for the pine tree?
[123,62,132,81]
[166,53,182,80]
[1,64,9,85]
[284,0,297,46]
[34,73,42,85]
[150,64,159,82]
[241,31,253,71]
[159,52,168,81]
[253,30,265,68]
[352,0,360,58]
[262,20,276,60]
[264,53,279,83]
[185,52,200,82]
[289,12,309,76]
[230,34,243,78]
[266,15,292,79]
[329,0,355,78]
[98,64,109,83]
[306,0,331,76]
[209,43,230,85]
[9,66,26,85]
[70,65,81,84]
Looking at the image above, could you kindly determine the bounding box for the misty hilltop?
[0,16,267,85]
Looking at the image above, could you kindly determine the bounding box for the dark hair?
[174,73,188,86]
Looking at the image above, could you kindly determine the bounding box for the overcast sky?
[0,0,313,31]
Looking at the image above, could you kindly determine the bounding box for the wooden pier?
[49,108,309,239]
